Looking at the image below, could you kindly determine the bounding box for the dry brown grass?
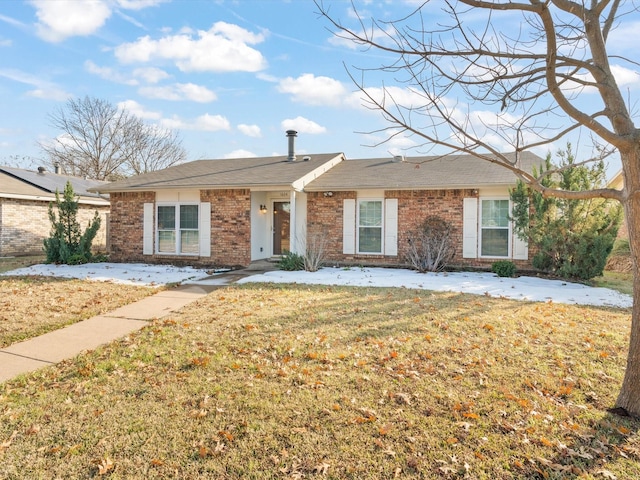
[0,276,157,348]
[0,284,638,479]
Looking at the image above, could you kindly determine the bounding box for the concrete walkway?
[0,261,274,383]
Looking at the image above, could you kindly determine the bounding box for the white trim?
[478,197,511,259]
[356,198,384,255]
[384,198,398,256]
[199,202,211,257]
[143,203,154,255]
[343,199,356,254]
[155,202,201,256]
[292,154,344,191]
[462,198,478,258]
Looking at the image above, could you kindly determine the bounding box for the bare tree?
[40,96,186,180]
[318,1,640,416]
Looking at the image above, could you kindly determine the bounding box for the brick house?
[92,131,542,269]
[0,166,110,257]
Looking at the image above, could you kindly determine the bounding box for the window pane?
[180,205,199,229]
[481,229,509,256]
[158,206,175,230]
[181,230,199,254]
[359,201,382,227]
[158,231,176,253]
[359,227,382,253]
[481,200,509,227]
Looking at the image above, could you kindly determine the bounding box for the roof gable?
[92,153,344,193]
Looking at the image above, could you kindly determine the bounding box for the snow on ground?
[0,263,632,308]
[237,267,633,309]
[0,263,214,287]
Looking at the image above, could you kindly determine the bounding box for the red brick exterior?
[201,189,251,267]
[308,189,531,269]
[108,189,251,268]
[0,197,108,257]
[108,191,155,263]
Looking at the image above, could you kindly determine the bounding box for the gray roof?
[91,153,344,193]
[0,166,109,203]
[304,152,544,191]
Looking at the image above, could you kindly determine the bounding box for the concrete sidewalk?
[0,261,274,383]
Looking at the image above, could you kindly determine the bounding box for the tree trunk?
[615,150,640,416]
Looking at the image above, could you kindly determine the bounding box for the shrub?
[303,230,328,272]
[406,216,456,273]
[278,250,305,271]
[511,144,621,281]
[44,181,101,265]
[492,260,516,278]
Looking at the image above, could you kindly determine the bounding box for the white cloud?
[31,0,112,42]
[238,124,261,137]
[224,149,257,159]
[281,116,326,134]
[611,64,640,87]
[116,0,169,10]
[26,88,70,101]
[0,68,70,101]
[117,100,162,120]
[84,60,138,85]
[132,67,170,84]
[139,83,217,102]
[161,113,231,132]
[278,73,348,106]
[114,21,267,72]
[0,39,12,47]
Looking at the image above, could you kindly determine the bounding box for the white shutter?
[199,202,211,257]
[462,198,478,258]
[143,203,154,255]
[343,199,356,254]
[384,198,398,256]
[512,231,528,260]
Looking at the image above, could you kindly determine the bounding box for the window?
[480,199,509,257]
[358,200,382,253]
[157,204,199,254]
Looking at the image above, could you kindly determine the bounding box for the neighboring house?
[0,166,110,257]
[92,131,543,269]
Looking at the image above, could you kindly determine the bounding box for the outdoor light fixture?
[259,204,267,213]
[323,191,333,197]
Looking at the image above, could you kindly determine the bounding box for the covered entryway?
[272,201,290,255]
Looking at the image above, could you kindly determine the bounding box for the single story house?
[0,166,110,257]
[92,131,542,270]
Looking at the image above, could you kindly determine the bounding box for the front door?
[273,201,290,255]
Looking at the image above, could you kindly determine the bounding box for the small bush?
[406,216,456,273]
[278,250,305,271]
[66,253,90,265]
[610,239,630,256]
[492,260,517,278]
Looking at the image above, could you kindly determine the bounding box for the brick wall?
[108,189,251,268]
[201,189,251,267]
[0,198,108,257]
[108,191,154,263]
[307,189,532,269]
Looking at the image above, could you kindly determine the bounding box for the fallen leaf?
[95,456,114,475]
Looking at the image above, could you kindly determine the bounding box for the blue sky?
[0,0,638,174]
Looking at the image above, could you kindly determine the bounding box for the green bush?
[44,181,101,265]
[611,239,630,256]
[491,260,517,278]
[510,144,621,281]
[278,250,305,271]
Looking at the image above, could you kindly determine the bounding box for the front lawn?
[0,284,637,479]
[0,276,156,348]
